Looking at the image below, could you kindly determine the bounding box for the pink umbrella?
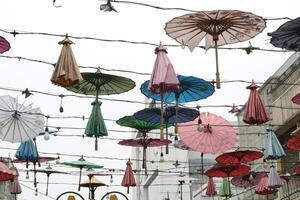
[205,177,217,196]
[231,171,266,188]
[10,166,21,196]
[148,44,179,140]
[291,93,300,105]
[243,82,269,125]
[0,36,10,53]
[178,112,237,173]
[0,162,14,181]
[255,175,278,195]
[267,166,284,188]
[118,135,171,174]
[121,159,136,194]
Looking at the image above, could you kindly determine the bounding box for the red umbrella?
[231,171,266,188]
[205,163,250,178]
[121,159,136,194]
[0,36,10,53]
[216,149,264,164]
[291,93,300,105]
[243,82,269,125]
[118,135,171,174]
[286,135,300,151]
[228,104,240,113]
[148,44,179,140]
[0,162,14,181]
[205,177,217,196]
[255,175,278,195]
[295,165,300,174]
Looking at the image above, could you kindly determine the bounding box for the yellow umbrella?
[80,177,106,200]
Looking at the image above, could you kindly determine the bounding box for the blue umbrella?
[15,140,39,167]
[134,106,199,154]
[268,17,300,51]
[265,128,286,160]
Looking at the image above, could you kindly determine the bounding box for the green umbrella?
[220,177,231,199]
[61,156,103,191]
[116,115,172,136]
[85,100,107,151]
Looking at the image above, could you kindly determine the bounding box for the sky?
[0,0,299,199]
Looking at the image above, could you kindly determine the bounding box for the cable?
[20,182,56,200]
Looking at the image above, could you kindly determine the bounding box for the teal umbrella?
[265,128,286,160]
[85,100,107,151]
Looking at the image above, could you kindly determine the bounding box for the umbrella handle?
[78,168,82,191]
[214,40,221,89]
[95,137,98,151]
[165,125,169,155]
[127,186,129,194]
[46,174,49,196]
[142,147,146,169]
[160,90,164,140]
[33,163,37,188]
[201,153,204,175]
[175,98,179,133]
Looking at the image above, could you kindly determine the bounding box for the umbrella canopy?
[140,75,214,103]
[0,95,45,143]
[0,162,14,181]
[265,128,286,160]
[292,93,300,105]
[243,82,269,125]
[164,10,265,88]
[85,100,107,151]
[121,159,136,194]
[268,17,300,51]
[61,156,103,191]
[118,135,171,172]
[178,112,237,154]
[80,176,106,188]
[10,169,22,195]
[66,68,135,97]
[216,149,263,164]
[219,177,231,198]
[15,140,39,167]
[51,36,83,87]
[205,163,251,178]
[255,175,278,195]
[295,166,300,175]
[268,166,284,188]
[0,36,10,53]
[231,171,266,188]
[286,135,300,151]
[205,177,217,196]
[228,104,240,113]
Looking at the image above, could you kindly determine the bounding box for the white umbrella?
[0,95,44,143]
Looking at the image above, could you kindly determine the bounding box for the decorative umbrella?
[164,10,266,88]
[51,35,83,87]
[205,177,217,196]
[121,159,136,194]
[140,75,214,132]
[80,176,106,200]
[231,171,266,188]
[15,140,39,168]
[0,95,44,143]
[31,165,67,196]
[219,177,231,199]
[205,163,251,178]
[147,44,179,139]
[291,93,300,105]
[268,166,284,188]
[268,17,300,51]
[85,100,107,151]
[228,104,240,113]
[295,165,300,175]
[10,167,22,199]
[118,135,171,174]
[178,112,237,173]
[134,106,199,154]
[216,149,264,164]
[255,175,278,195]
[0,162,14,181]
[286,135,300,151]
[0,36,10,53]
[243,82,269,125]
[61,156,103,191]
[265,128,286,160]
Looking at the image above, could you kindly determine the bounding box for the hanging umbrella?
[205,163,251,178]
[295,166,300,175]
[255,175,278,195]
[291,93,300,105]
[216,149,264,164]
[85,100,107,151]
[147,44,179,140]
[243,82,269,125]
[231,171,266,188]
[134,106,198,154]
[268,17,300,51]
[0,95,45,143]
[10,167,22,199]
[219,177,231,199]
[31,165,67,196]
[268,166,284,188]
[140,75,214,132]
[178,112,237,173]
[0,162,14,181]
[118,135,171,174]
[15,140,39,168]
[80,176,106,200]
[0,36,10,53]
[61,156,103,191]
[121,159,136,194]
[286,135,300,151]
[51,35,83,87]
[205,177,217,196]
[164,10,266,88]
[265,128,286,160]
[228,104,240,113]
